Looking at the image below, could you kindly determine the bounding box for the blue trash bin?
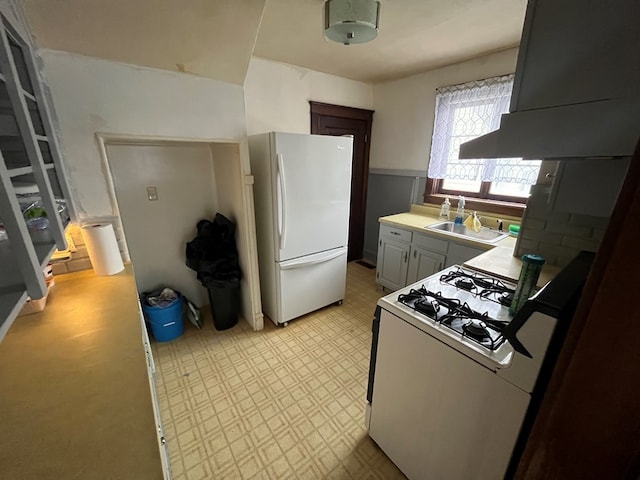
[143,294,185,342]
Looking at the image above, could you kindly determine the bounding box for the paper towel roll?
[81,223,124,276]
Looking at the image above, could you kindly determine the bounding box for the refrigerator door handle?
[276,153,288,251]
[280,249,345,270]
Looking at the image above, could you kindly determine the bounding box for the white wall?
[210,142,264,330]
[106,143,218,306]
[370,48,519,171]
[244,57,374,135]
[39,49,248,220]
[40,50,263,329]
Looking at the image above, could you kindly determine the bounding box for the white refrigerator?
[248,132,353,326]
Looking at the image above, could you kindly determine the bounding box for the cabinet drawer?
[380,224,412,243]
[412,232,448,254]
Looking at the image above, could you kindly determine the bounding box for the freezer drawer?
[274,247,347,325]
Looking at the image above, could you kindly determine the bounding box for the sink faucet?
[497,219,504,232]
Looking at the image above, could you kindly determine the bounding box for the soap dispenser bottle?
[454,196,465,224]
[439,197,451,220]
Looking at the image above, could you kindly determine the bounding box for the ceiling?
[23,0,527,85]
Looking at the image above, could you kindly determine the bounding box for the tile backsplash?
[515,184,609,267]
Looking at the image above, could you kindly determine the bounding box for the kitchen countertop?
[0,265,163,479]
[464,246,562,287]
[378,208,518,251]
[378,205,562,286]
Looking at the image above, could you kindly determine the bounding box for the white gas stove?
[377,265,518,371]
[365,259,593,480]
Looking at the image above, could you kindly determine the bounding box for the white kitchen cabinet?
[376,223,487,290]
[445,242,485,269]
[376,229,410,291]
[406,231,447,285]
[406,246,445,285]
[0,13,71,342]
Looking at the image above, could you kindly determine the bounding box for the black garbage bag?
[186,213,241,330]
[186,213,242,289]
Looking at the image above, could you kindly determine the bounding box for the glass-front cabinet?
[0,14,72,340]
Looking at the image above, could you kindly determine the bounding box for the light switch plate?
[147,187,158,201]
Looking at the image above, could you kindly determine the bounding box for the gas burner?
[498,292,514,307]
[463,320,489,339]
[441,315,504,350]
[455,278,476,291]
[437,301,509,351]
[398,288,461,323]
[414,299,439,317]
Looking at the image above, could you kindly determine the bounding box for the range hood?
[460,0,640,160]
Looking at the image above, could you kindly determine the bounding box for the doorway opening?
[96,134,263,331]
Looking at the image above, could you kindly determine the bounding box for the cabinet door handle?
[403,251,408,263]
[413,250,417,259]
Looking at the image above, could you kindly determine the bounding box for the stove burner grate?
[440,267,515,305]
[398,287,509,351]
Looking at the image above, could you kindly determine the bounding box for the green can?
[509,254,545,315]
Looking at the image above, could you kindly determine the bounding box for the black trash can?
[207,286,240,331]
[186,213,242,331]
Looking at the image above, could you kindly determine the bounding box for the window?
[425,75,541,211]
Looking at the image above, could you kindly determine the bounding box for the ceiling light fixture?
[323,0,381,46]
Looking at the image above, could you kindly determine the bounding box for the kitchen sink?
[426,221,509,243]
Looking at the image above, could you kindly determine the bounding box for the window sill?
[424,194,526,218]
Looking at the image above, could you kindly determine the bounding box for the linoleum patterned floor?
[151,262,406,480]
